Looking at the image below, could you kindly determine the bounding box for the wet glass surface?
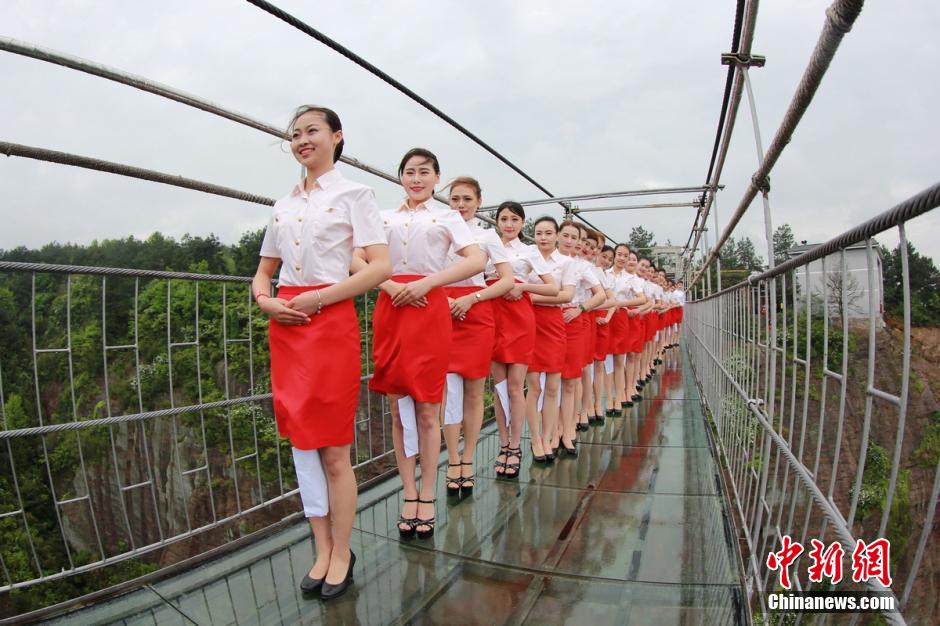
[57,357,744,625]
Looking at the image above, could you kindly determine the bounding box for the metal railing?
[684,184,940,625]
[0,261,399,593]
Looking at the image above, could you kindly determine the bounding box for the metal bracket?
[721,53,766,68]
[751,173,771,194]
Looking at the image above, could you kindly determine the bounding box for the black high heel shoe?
[460,461,475,494]
[561,440,577,458]
[503,447,521,479]
[398,497,418,539]
[531,444,546,464]
[320,550,356,601]
[415,499,437,539]
[445,463,463,496]
[300,569,324,594]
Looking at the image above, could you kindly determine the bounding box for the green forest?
[0,229,388,616]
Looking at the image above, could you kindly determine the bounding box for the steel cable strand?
[0,36,407,188]
[0,260,253,283]
[1,141,276,206]
[0,396,272,439]
[691,0,865,287]
[684,0,757,257]
[698,180,940,298]
[244,0,563,206]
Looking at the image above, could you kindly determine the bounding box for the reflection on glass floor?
[55,355,746,625]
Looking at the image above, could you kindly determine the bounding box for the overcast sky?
[1,1,938,267]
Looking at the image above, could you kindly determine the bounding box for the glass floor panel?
[53,354,745,625]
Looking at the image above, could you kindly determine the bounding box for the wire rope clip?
[720,53,766,68]
[751,173,771,195]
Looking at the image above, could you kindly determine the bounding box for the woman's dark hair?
[614,243,631,255]
[601,245,614,254]
[288,105,344,162]
[495,201,525,221]
[533,215,558,232]
[398,148,440,177]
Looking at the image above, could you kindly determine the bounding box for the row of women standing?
[252,105,685,601]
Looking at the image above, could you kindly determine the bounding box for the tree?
[627,226,656,253]
[734,237,763,271]
[522,218,535,239]
[772,224,795,267]
[720,236,741,269]
[823,269,864,321]
[882,241,940,326]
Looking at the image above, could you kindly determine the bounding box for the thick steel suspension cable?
[696,181,940,301]
[479,186,710,212]
[690,0,865,287]
[683,0,757,257]
[243,0,565,208]
[1,141,276,207]
[0,37,401,187]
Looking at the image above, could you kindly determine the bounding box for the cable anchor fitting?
[720,53,766,68]
[752,174,771,195]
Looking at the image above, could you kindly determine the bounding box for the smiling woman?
[369,147,486,542]
[251,105,391,601]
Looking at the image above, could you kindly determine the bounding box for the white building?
[788,240,883,323]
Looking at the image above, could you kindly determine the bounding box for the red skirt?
[583,308,598,367]
[531,305,565,373]
[269,285,359,450]
[643,313,657,341]
[445,286,495,379]
[369,275,451,402]
[562,310,586,379]
[626,313,645,353]
[611,309,628,354]
[489,285,536,365]
[593,310,612,361]
[678,307,684,322]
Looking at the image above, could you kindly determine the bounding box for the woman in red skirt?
[618,248,651,406]
[556,221,605,457]
[581,229,615,427]
[442,177,514,496]
[609,245,636,409]
[637,258,663,387]
[369,148,485,539]
[525,216,575,463]
[489,202,558,479]
[594,244,618,420]
[253,105,391,599]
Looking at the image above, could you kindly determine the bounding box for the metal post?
[740,64,779,559]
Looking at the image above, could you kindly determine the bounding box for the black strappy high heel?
[503,447,521,479]
[446,463,463,496]
[494,444,509,476]
[398,497,418,539]
[460,461,475,494]
[415,498,436,539]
